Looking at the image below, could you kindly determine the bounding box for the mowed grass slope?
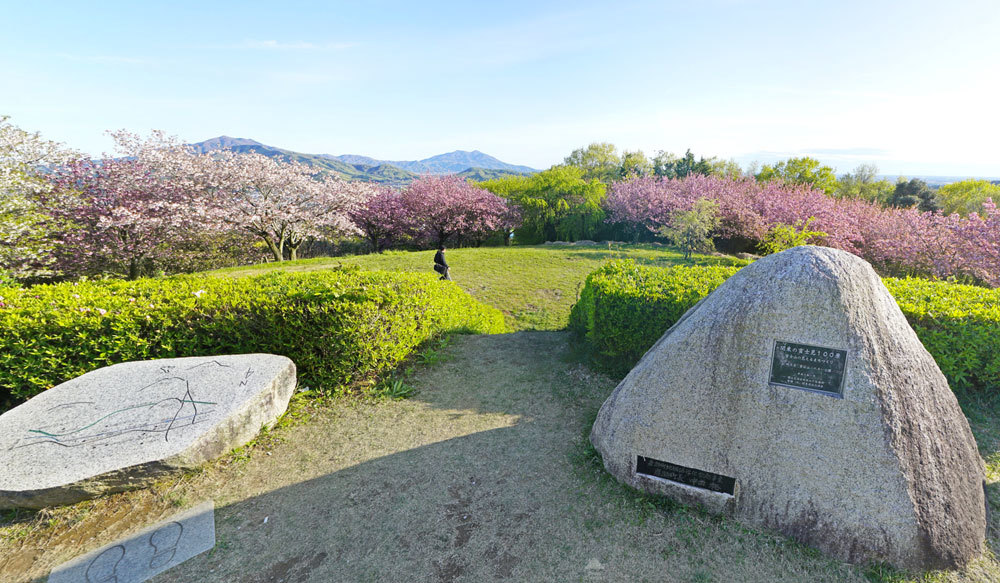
[210,243,749,331]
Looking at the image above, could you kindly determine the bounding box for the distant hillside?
[455,167,533,181]
[876,174,1000,187]
[190,137,537,185]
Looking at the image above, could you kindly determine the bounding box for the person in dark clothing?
[433,245,451,280]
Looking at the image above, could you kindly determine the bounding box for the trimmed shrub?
[568,260,739,368]
[0,267,505,410]
[570,260,1000,392]
[886,277,1000,393]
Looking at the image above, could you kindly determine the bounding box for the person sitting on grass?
[433,244,451,280]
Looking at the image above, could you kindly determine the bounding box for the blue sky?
[3,0,998,177]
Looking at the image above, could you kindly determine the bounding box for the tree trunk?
[128,257,140,280]
[264,237,283,262]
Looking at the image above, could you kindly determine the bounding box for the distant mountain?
[325,154,383,167]
[330,150,537,175]
[188,136,266,154]
[189,137,537,185]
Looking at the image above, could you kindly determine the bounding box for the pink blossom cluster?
[350,175,518,250]
[604,175,1000,286]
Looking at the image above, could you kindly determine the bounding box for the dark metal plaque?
[635,456,736,495]
[769,340,847,397]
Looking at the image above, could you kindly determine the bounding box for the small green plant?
[167,491,188,508]
[657,198,720,260]
[760,217,828,255]
[376,377,415,400]
[862,561,908,583]
[417,348,442,365]
[417,336,453,366]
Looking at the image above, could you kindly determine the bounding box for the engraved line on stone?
[138,377,188,392]
[148,521,184,570]
[25,398,216,439]
[84,544,125,583]
[45,401,96,411]
[185,360,232,370]
[165,387,197,443]
[16,413,213,448]
[17,381,218,449]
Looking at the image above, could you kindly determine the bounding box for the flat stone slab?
[48,500,215,583]
[0,354,296,509]
[591,246,986,570]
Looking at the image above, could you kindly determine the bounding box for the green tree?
[480,166,607,243]
[890,178,940,212]
[834,163,895,205]
[652,150,679,178]
[937,179,1000,216]
[657,198,719,259]
[562,142,621,183]
[653,149,712,179]
[706,157,744,179]
[618,150,652,179]
[760,217,828,255]
[756,157,838,195]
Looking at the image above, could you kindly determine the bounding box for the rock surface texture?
[0,354,296,509]
[591,246,985,570]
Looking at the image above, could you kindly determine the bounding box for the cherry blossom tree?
[47,157,199,279]
[400,175,515,247]
[206,151,375,261]
[348,186,412,252]
[0,116,79,279]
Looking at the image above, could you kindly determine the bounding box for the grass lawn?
[209,243,749,332]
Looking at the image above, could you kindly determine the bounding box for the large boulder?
[591,246,986,570]
[0,354,295,509]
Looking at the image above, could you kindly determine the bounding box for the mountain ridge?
[189,137,537,185]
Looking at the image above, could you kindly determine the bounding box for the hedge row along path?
[1,332,887,583]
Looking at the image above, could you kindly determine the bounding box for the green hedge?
[569,260,1000,392]
[0,267,505,410]
[569,260,740,368]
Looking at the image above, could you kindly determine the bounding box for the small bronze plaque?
[635,456,736,495]
[769,340,847,397]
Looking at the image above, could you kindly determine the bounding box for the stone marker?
[48,500,215,583]
[591,246,986,570]
[0,354,295,509]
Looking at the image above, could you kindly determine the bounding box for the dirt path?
[4,332,865,582]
